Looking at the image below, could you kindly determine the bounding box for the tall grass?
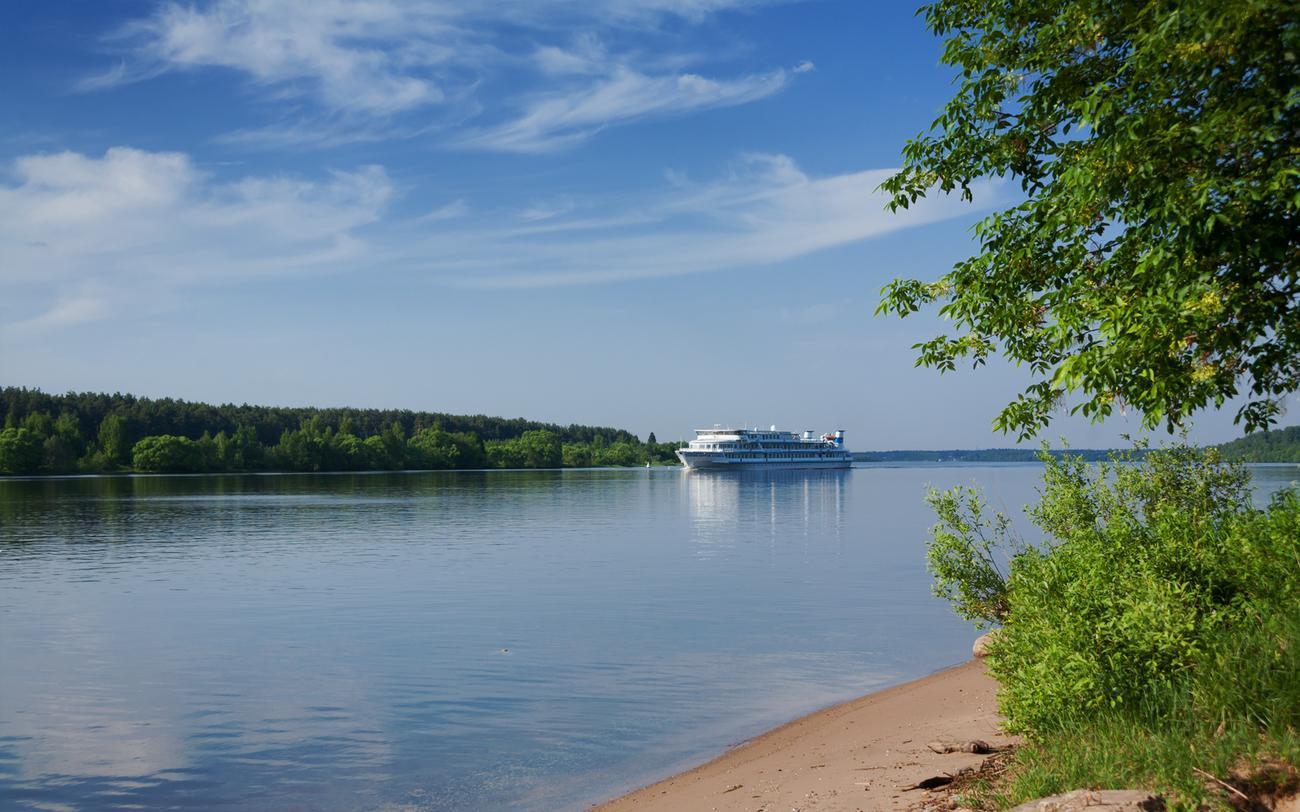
[985,611,1300,810]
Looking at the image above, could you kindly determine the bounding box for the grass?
[983,716,1300,810]
[963,613,1300,810]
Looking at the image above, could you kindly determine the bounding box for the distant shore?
[594,658,1011,812]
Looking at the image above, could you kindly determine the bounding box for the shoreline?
[594,659,1010,812]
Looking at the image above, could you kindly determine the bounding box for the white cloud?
[0,147,392,330]
[456,65,797,153]
[7,292,112,332]
[1,148,991,331]
[418,199,469,222]
[517,197,575,222]
[117,0,453,114]
[402,152,998,287]
[84,0,804,150]
[534,34,608,77]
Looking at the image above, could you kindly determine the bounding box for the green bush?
[0,427,43,474]
[132,434,204,473]
[485,430,561,469]
[926,485,1021,627]
[927,446,1300,734]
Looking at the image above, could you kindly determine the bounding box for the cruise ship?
[675,426,853,469]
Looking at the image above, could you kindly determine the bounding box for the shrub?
[132,434,205,473]
[926,485,1021,627]
[927,446,1300,735]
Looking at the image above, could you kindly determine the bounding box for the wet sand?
[595,659,1010,812]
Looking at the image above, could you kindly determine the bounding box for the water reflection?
[684,469,848,557]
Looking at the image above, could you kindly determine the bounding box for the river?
[1,463,1295,810]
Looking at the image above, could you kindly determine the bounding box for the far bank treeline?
[0,388,684,475]
[1214,424,1300,463]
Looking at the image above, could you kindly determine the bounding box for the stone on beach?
[972,632,1000,658]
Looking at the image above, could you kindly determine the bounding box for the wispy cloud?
[1,147,993,331]
[418,199,469,222]
[0,147,391,330]
[456,65,803,153]
[517,197,575,222]
[403,152,998,288]
[100,1,455,114]
[81,0,805,150]
[7,292,112,333]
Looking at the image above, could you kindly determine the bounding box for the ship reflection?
[683,468,849,556]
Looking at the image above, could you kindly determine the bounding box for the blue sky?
[0,0,1273,447]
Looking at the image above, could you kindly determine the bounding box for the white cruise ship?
[675,426,852,470]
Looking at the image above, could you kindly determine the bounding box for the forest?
[0,388,683,475]
[1215,424,1300,462]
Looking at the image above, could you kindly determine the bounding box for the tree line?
[854,448,1123,463]
[0,388,682,475]
[1215,425,1300,463]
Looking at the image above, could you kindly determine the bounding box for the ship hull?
[675,452,852,470]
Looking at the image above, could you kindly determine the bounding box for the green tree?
[562,443,594,468]
[213,424,262,470]
[98,414,130,466]
[331,431,367,470]
[516,430,562,468]
[363,435,389,469]
[447,431,486,469]
[378,422,407,470]
[274,422,328,472]
[486,439,527,469]
[21,411,53,437]
[195,432,218,472]
[879,1,1299,438]
[43,412,85,472]
[594,441,641,467]
[408,428,460,469]
[132,435,202,472]
[0,428,43,474]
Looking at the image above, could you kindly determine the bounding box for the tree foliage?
[880,0,1300,438]
[1216,422,1300,461]
[925,485,1022,627]
[97,414,130,467]
[0,428,42,474]
[0,387,676,474]
[132,435,206,473]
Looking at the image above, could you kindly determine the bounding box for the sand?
[594,659,1011,812]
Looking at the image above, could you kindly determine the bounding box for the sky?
[0,0,1282,448]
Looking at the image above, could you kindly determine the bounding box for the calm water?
[1,463,1296,811]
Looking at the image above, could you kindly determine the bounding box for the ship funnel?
[833,430,845,447]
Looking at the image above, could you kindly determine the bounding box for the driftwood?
[903,775,956,791]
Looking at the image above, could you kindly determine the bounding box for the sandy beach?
[595,659,1010,812]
